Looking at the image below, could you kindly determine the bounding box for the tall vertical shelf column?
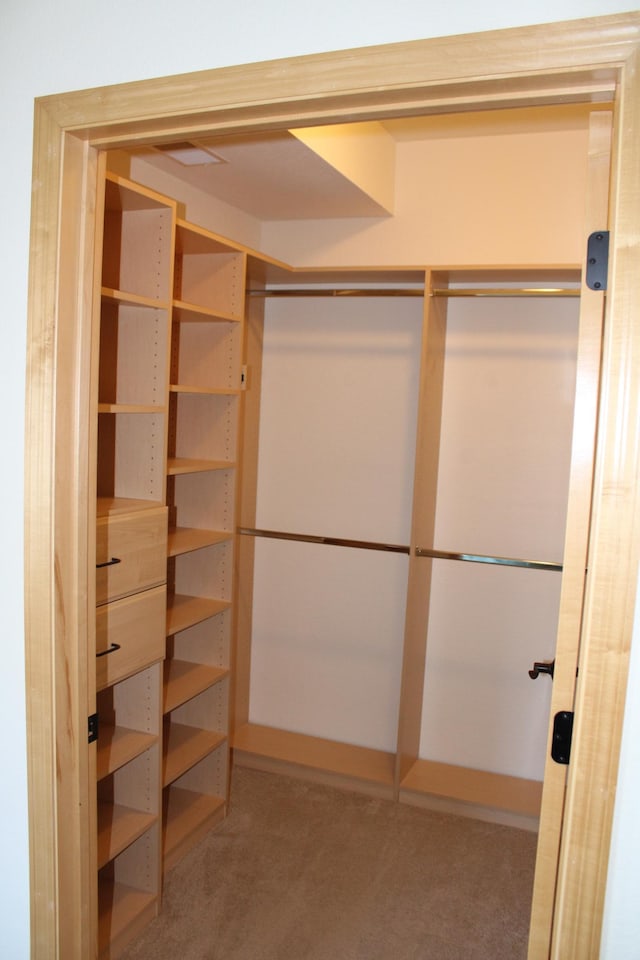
[396,268,582,828]
[95,174,174,957]
[163,220,246,870]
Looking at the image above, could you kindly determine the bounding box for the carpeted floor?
[120,767,537,960]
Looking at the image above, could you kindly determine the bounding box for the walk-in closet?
[92,101,608,957]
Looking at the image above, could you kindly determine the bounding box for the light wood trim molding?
[527,109,613,960]
[24,13,640,959]
[35,14,636,145]
[25,114,99,957]
[550,45,640,959]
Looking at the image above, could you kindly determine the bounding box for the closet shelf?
[233,723,395,794]
[166,594,231,636]
[167,457,235,476]
[163,659,229,713]
[102,287,170,310]
[172,299,242,324]
[168,526,233,557]
[98,880,157,960]
[97,724,158,780]
[169,384,241,397]
[96,802,157,869]
[162,786,226,873]
[98,403,166,414]
[97,496,163,519]
[400,758,543,821]
[162,724,227,787]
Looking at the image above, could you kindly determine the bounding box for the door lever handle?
[529,659,555,680]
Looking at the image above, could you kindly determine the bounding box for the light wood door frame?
[25,13,640,959]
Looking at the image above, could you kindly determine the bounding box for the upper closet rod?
[247,287,579,298]
[238,527,562,571]
[247,289,423,298]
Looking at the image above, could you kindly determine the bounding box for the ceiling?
[132,130,391,221]
[130,104,600,222]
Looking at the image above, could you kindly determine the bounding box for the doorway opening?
[25,14,640,959]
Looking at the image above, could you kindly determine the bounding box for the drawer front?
[97,507,167,604]
[96,585,166,690]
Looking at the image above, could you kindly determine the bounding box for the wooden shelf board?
[162,786,225,873]
[232,723,395,789]
[175,219,242,253]
[97,497,163,519]
[167,526,232,557]
[102,286,169,310]
[169,384,240,397]
[97,803,157,869]
[167,457,234,476]
[172,299,241,324]
[166,594,231,635]
[163,724,227,787]
[400,757,543,818]
[163,659,228,713]
[98,880,158,960]
[97,724,158,781]
[98,402,165,414]
[105,173,174,213]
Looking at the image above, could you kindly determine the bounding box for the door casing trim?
[24,12,640,958]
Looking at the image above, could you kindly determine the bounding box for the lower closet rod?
[237,527,409,554]
[415,546,563,572]
[238,528,563,570]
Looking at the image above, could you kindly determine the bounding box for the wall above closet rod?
[431,287,580,298]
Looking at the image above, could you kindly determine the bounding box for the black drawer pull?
[96,557,122,569]
[96,642,121,658]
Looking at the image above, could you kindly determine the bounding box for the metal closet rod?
[415,546,562,572]
[238,527,562,571]
[237,526,409,554]
[246,287,579,298]
[247,288,423,298]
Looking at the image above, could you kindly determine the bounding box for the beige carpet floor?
[120,767,537,960]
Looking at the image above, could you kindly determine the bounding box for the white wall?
[263,128,590,266]
[3,1,637,956]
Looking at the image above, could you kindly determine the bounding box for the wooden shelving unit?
[95,170,251,955]
[162,217,246,872]
[94,173,173,958]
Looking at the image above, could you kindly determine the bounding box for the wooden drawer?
[96,585,166,691]
[97,506,167,604]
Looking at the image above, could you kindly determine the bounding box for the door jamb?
[24,12,640,958]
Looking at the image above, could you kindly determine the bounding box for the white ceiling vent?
[154,142,226,166]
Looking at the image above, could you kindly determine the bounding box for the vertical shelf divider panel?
[395,269,447,792]
[163,218,247,870]
[95,172,174,959]
[232,263,267,735]
[396,267,582,830]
